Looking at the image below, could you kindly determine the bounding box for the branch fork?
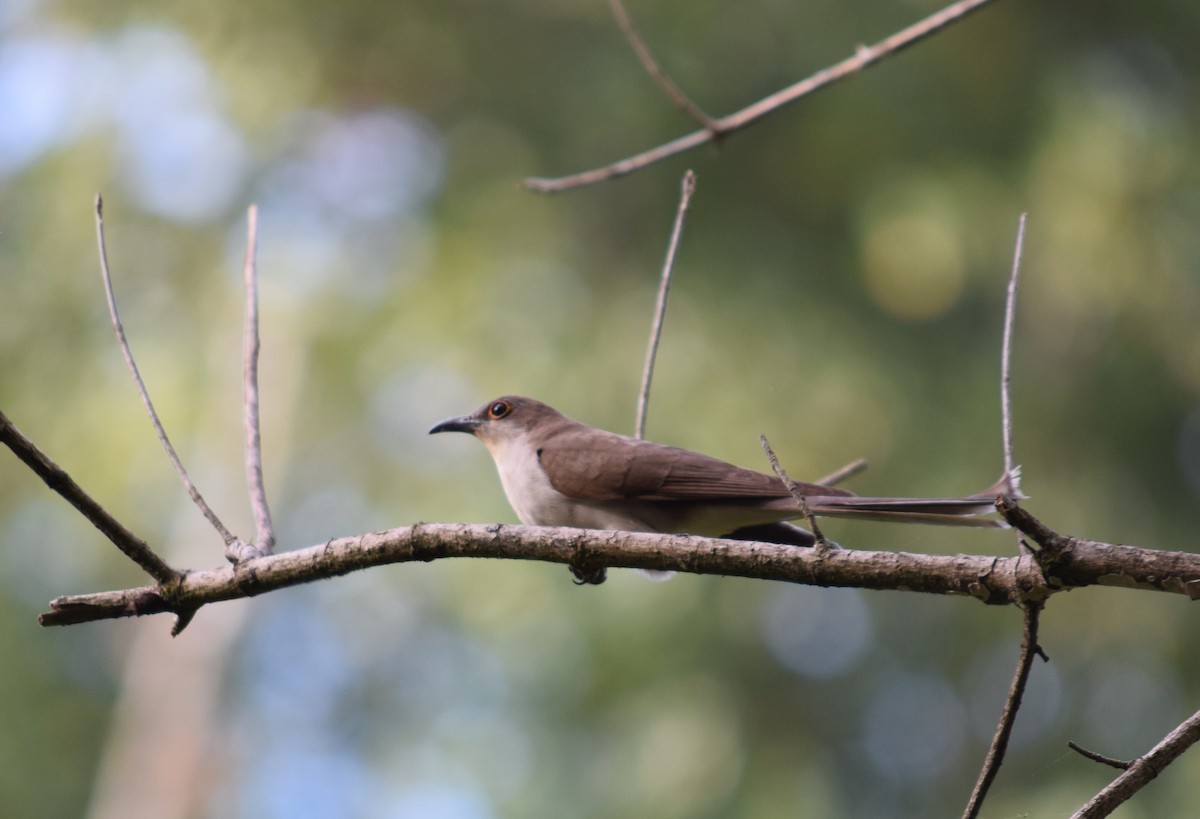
[526,0,1002,192]
[24,197,285,633]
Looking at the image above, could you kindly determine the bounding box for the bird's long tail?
[803,467,1023,528]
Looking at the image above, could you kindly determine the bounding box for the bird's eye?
[488,400,511,419]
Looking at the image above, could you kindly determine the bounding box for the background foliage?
[3,0,1200,815]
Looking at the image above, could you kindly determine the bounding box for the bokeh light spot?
[862,213,966,321]
[861,671,967,785]
[761,587,874,679]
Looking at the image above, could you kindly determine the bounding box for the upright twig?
[607,0,720,133]
[961,601,1044,819]
[94,195,236,546]
[996,213,1028,556]
[760,434,829,546]
[960,219,1039,817]
[635,169,696,439]
[1072,706,1200,818]
[0,410,179,583]
[1000,214,1025,483]
[525,0,1000,192]
[241,204,275,554]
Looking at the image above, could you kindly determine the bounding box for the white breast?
[483,436,653,531]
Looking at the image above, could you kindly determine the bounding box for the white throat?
[482,434,555,525]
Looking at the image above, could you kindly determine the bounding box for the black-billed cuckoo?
[430,396,1016,580]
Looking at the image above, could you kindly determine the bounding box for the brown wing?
[536,424,849,502]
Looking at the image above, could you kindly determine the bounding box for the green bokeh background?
[3,0,1200,816]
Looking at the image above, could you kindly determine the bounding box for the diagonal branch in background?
[961,601,1045,819]
[37,507,1200,628]
[1071,706,1200,818]
[0,410,180,584]
[525,0,1001,193]
[636,169,696,439]
[607,0,720,133]
[95,195,237,547]
[241,204,275,555]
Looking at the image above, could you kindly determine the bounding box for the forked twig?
[526,0,1000,192]
[242,204,275,553]
[635,169,696,439]
[961,601,1044,819]
[607,0,719,132]
[0,410,179,583]
[94,195,236,546]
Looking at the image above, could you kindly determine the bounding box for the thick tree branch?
[39,511,1200,628]
[0,409,180,584]
[997,499,1200,600]
[525,0,1000,193]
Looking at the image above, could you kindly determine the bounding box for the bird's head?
[429,396,564,447]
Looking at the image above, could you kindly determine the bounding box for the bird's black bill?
[428,415,480,435]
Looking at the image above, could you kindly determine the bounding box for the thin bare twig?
[1001,214,1025,482]
[759,435,829,546]
[998,213,1028,556]
[241,204,275,554]
[961,601,1044,819]
[636,169,696,439]
[1067,742,1130,771]
[0,410,180,583]
[607,0,719,132]
[525,0,1000,192]
[1072,707,1200,818]
[816,457,868,487]
[94,195,236,546]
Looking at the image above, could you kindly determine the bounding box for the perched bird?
[430,395,1016,581]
